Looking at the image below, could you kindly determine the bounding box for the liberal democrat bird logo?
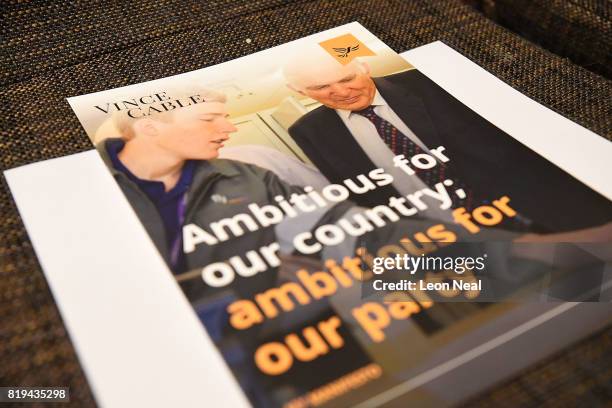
[319,33,376,65]
[333,44,360,58]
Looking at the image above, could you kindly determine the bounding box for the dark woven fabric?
[463,323,612,407]
[1,0,296,87]
[481,0,612,79]
[1,1,611,407]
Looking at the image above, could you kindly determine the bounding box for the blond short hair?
[112,87,226,140]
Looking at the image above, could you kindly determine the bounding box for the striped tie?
[355,106,533,231]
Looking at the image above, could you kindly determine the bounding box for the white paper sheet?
[5,39,611,408]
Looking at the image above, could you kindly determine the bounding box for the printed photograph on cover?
[64,23,612,407]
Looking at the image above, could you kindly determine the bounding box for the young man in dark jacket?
[97,89,317,284]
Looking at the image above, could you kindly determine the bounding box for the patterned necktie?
[354,105,533,231]
[355,105,473,209]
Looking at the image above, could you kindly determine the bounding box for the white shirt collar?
[335,89,387,120]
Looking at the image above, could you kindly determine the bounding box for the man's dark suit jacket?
[288,69,611,233]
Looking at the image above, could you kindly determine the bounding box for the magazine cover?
[6,22,612,407]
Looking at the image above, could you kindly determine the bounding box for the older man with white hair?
[283,45,612,233]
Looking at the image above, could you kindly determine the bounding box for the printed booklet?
[5,22,612,408]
